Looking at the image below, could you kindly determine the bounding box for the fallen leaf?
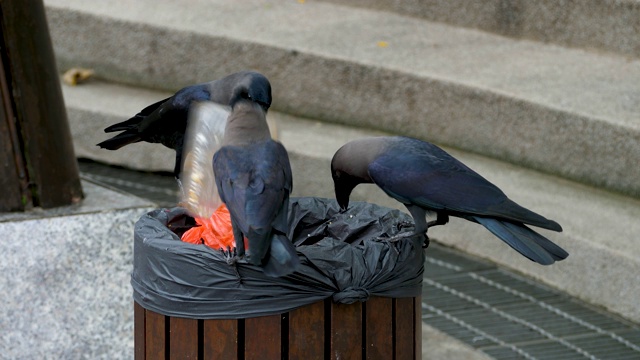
[63,67,94,86]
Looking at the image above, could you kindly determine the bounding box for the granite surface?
[0,180,155,359]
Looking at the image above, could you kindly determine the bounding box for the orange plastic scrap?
[181,204,237,250]
[181,221,206,245]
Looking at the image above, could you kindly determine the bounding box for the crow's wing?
[368,142,506,213]
[244,141,292,234]
[103,97,170,133]
[213,146,252,234]
[368,141,560,231]
[138,85,209,132]
[212,141,292,235]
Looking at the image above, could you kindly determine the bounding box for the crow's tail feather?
[473,216,568,265]
[103,116,143,133]
[96,130,142,150]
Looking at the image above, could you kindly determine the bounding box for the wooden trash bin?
[133,200,426,359]
[134,296,422,359]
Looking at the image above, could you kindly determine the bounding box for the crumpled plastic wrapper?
[132,197,425,319]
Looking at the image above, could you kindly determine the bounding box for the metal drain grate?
[79,160,640,360]
[423,244,640,360]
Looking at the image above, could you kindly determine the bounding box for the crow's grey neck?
[333,137,387,182]
[222,102,271,146]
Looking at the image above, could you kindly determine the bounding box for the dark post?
[0,0,83,212]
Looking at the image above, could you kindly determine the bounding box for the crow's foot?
[427,213,449,228]
[422,235,430,248]
[396,221,414,231]
[222,247,239,264]
[223,247,243,282]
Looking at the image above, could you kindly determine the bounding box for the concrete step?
[63,79,640,325]
[319,0,640,58]
[44,0,640,198]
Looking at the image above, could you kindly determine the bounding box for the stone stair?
[45,0,640,198]
[46,0,640,325]
[320,0,640,58]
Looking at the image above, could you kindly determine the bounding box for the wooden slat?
[203,319,238,359]
[245,314,282,360]
[134,302,146,360]
[137,299,419,359]
[414,296,422,360]
[394,298,415,360]
[289,301,324,359]
[365,297,393,359]
[330,301,362,360]
[145,310,166,359]
[169,317,199,359]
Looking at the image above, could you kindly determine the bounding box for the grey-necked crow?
[97,71,271,177]
[212,87,299,277]
[331,136,568,265]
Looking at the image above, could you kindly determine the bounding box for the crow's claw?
[422,234,430,248]
[222,246,239,265]
[396,221,414,231]
[220,247,243,282]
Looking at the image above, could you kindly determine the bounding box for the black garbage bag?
[131,197,425,319]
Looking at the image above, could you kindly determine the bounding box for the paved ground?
[79,159,640,359]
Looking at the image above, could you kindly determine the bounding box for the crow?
[212,87,299,277]
[97,71,271,177]
[331,136,568,265]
